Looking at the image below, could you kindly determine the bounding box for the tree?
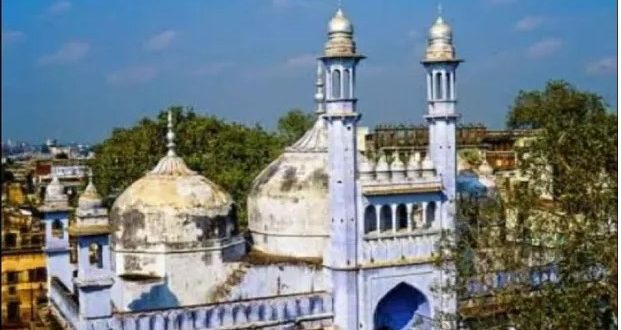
[89,106,312,227]
[440,80,617,329]
[277,109,316,145]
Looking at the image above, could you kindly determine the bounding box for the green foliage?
[443,80,617,329]
[277,108,315,145]
[90,106,296,226]
[459,149,482,167]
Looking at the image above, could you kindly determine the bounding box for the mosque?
[42,6,465,330]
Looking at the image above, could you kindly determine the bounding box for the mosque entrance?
[373,282,431,330]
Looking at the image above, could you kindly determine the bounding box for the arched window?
[364,205,377,234]
[89,243,103,268]
[332,69,341,99]
[425,202,436,228]
[51,220,63,239]
[397,204,408,231]
[410,204,422,229]
[380,205,392,232]
[435,72,443,100]
[342,69,351,99]
[446,72,452,99]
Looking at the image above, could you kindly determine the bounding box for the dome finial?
[166,110,176,157]
[88,168,94,185]
[437,2,443,16]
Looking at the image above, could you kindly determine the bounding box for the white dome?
[111,155,235,254]
[248,118,329,259]
[328,8,353,34]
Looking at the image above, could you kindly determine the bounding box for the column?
[340,67,345,99]
[374,204,381,234]
[349,70,354,98]
[426,73,432,100]
[421,202,428,228]
[406,203,413,231]
[451,71,456,99]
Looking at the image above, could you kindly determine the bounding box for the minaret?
[70,170,114,324]
[40,176,74,293]
[422,6,462,215]
[319,7,364,330]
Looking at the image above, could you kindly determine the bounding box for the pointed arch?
[426,202,436,228]
[331,69,341,99]
[379,205,392,232]
[89,243,103,268]
[434,72,443,100]
[52,219,64,238]
[446,72,452,99]
[396,204,408,231]
[373,282,430,330]
[342,69,351,99]
[364,205,377,234]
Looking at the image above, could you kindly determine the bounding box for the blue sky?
[2,0,617,143]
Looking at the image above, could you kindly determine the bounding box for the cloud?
[38,41,90,65]
[46,1,72,16]
[514,16,544,31]
[284,54,316,69]
[107,66,158,85]
[191,62,235,77]
[2,30,25,44]
[144,30,177,51]
[526,38,562,59]
[586,57,617,76]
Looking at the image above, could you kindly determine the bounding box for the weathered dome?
[110,113,235,255]
[324,8,360,57]
[248,117,329,259]
[424,13,456,61]
[111,154,235,252]
[429,16,452,41]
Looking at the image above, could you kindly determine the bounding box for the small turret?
[421,153,436,178]
[359,154,375,181]
[375,153,391,181]
[390,156,406,182]
[406,152,422,180]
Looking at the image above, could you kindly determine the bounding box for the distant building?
[1,207,48,330]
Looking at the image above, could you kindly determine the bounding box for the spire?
[166,111,176,157]
[78,168,102,207]
[437,2,443,17]
[149,111,196,176]
[314,61,325,114]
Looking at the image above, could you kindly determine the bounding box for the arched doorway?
[373,282,430,330]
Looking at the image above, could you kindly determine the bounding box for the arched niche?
[373,282,431,330]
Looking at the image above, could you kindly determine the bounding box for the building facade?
[45,7,462,330]
[1,207,48,329]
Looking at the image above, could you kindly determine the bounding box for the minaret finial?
[437,2,443,16]
[166,111,176,157]
[338,0,342,10]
